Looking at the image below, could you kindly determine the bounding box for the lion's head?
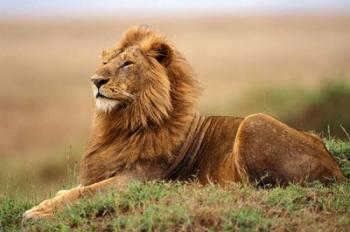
[91,26,199,131]
[80,26,200,184]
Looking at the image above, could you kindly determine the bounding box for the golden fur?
[23,26,345,221]
[80,26,200,185]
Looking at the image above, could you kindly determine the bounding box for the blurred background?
[1,1,349,199]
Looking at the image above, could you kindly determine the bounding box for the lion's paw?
[22,199,55,222]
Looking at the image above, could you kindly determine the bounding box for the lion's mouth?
[96,92,117,101]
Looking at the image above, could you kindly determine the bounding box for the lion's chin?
[95,97,119,112]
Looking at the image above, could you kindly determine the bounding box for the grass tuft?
[326,139,350,179]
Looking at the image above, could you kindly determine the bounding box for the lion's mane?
[80,26,200,185]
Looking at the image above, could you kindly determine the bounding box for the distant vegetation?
[287,81,350,140]
[219,80,350,140]
[1,139,349,231]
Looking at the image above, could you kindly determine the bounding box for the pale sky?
[1,0,350,17]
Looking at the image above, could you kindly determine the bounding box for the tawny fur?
[23,26,345,222]
[80,26,200,185]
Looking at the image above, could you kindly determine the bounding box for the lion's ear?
[148,41,173,66]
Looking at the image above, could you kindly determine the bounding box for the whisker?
[121,91,136,99]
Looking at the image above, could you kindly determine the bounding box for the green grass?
[1,139,349,231]
[326,139,350,179]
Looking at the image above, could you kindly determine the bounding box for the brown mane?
[79,26,200,185]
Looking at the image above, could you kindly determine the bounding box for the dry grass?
[1,14,350,156]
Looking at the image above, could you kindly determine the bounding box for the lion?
[23,26,345,221]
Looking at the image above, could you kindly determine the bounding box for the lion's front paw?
[22,187,81,223]
[22,199,55,222]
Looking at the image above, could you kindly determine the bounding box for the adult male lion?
[23,26,345,220]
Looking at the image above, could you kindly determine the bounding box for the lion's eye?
[121,61,134,68]
[102,61,108,65]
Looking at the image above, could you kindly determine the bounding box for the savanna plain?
[0,14,350,231]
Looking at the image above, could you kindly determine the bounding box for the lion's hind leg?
[233,113,345,186]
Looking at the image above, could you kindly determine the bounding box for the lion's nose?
[91,76,109,89]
